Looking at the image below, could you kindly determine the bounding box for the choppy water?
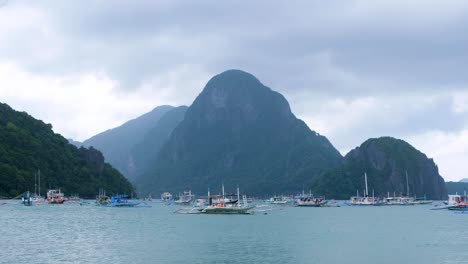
[1,201,467,264]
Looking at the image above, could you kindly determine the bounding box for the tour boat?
[161,192,173,202]
[106,195,140,207]
[267,195,293,205]
[47,189,65,204]
[295,194,328,207]
[21,191,32,206]
[174,190,195,205]
[198,185,254,214]
[346,173,384,206]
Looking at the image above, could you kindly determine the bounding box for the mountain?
[312,137,447,200]
[446,182,468,195]
[460,178,468,183]
[136,69,343,195]
[82,105,173,180]
[67,138,82,147]
[0,103,133,198]
[129,106,188,178]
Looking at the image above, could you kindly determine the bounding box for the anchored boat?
[346,173,383,206]
[295,193,328,207]
[174,190,195,205]
[106,195,140,207]
[47,189,65,204]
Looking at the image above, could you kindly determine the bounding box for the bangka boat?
[106,195,140,207]
[267,195,293,205]
[21,191,32,206]
[47,189,65,204]
[295,194,328,207]
[174,190,195,205]
[195,186,254,214]
[161,192,173,202]
[346,173,384,206]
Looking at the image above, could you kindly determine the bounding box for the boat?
[196,185,254,214]
[96,189,110,206]
[161,192,173,202]
[267,195,293,205]
[21,191,32,206]
[295,192,328,207]
[106,195,140,207]
[346,173,384,206]
[47,189,65,204]
[174,190,195,205]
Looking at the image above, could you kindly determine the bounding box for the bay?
[1,201,467,264]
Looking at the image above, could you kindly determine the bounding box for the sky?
[0,0,467,181]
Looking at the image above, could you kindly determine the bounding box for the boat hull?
[201,206,254,214]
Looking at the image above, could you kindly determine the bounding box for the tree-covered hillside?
[0,103,133,198]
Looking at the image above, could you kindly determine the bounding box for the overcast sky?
[1,1,467,181]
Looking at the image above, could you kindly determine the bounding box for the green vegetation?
[312,137,447,200]
[446,181,468,195]
[136,70,343,195]
[0,103,133,198]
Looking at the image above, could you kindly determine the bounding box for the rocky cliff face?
[136,70,343,195]
[312,137,447,199]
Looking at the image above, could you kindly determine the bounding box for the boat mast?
[406,170,410,197]
[364,172,369,197]
[38,169,41,197]
[222,184,225,199]
[34,172,37,196]
[237,186,240,207]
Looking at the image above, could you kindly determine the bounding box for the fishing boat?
[174,190,195,205]
[47,189,65,204]
[195,186,254,214]
[346,173,383,206]
[106,195,140,207]
[21,191,32,206]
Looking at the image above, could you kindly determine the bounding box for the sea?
[1,201,467,264]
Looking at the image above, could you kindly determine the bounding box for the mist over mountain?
[129,106,188,178]
[82,105,173,180]
[312,137,447,200]
[136,70,343,195]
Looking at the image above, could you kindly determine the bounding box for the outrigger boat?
[105,195,140,207]
[174,190,195,205]
[161,192,173,203]
[346,173,384,206]
[96,188,110,206]
[295,192,328,207]
[47,189,65,204]
[266,195,293,205]
[177,186,254,214]
[21,191,32,206]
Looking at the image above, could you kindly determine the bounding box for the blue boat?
[106,195,140,207]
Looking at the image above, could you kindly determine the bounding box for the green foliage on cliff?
[136,70,343,195]
[312,137,447,200]
[0,103,133,198]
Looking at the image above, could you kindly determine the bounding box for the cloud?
[0,1,467,180]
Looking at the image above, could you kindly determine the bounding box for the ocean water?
[1,201,467,264]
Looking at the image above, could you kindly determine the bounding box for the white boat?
[346,173,383,206]
[267,195,292,205]
[161,192,173,202]
[199,185,254,214]
[174,190,195,205]
[47,189,65,204]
